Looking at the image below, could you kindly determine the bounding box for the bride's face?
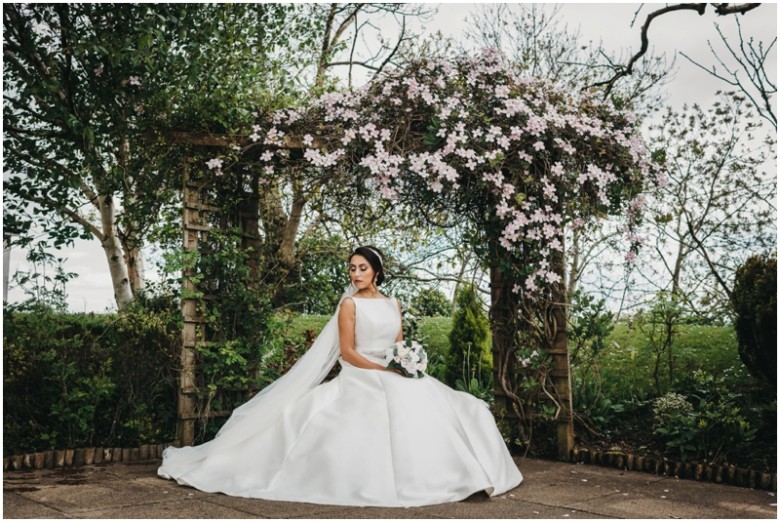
[349,254,376,291]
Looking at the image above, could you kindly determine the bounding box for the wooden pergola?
[172,131,574,459]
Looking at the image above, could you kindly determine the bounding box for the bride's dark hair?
[350,245,386,286]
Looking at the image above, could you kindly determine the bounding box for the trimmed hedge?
[3,307,179,456]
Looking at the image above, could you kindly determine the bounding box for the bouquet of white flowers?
[385,339,428,378]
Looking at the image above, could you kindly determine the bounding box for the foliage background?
[3,303,179,455]
[6,300,774,473]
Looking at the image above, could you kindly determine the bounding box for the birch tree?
[3,4,298,309]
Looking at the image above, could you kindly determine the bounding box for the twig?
[588,3,763,96]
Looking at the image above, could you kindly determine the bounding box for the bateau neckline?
[351,296,394,301]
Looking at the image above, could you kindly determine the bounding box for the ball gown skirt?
[158,297,523,507]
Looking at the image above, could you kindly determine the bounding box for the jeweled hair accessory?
[366,247,383,267]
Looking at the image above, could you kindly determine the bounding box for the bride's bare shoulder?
[339,296,356,315]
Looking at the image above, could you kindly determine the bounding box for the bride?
[158,245,523,507]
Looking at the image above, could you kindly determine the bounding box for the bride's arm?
[338,298,393,372]
[394,299,403,343]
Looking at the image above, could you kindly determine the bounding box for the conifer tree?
[445,283,492,388]
[732,254,776,390]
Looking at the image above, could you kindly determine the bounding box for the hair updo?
[349,245,386,286]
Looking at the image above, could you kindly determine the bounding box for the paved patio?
[3,456,776,518]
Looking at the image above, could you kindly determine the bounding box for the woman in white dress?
[158,245,523,507]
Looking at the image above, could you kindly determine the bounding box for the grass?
[284,312,773,469]
[285,313,747,395]
[283,314,329,341]
[595,322,748,400]
[281,314,453,352]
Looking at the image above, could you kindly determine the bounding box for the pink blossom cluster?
[246,49,652,295]
[369,144,413,197]
[304,148,345,168]
[263,127,285,146]
[206,157,224,177]
[316,92,363,122]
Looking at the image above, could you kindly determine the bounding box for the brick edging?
[570,446,777,491]
[3,442,179,472]
[5,443,776,493]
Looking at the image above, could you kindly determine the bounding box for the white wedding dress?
[158,295,523,507]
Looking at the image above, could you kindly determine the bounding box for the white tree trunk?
[98,194,134,311]
[127,246,146,294]
[103,235,134,310]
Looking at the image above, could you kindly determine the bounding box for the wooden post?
[490,254,574,458]
[550,247,575,458]
[489,264,518,429]
[178,162,209,446]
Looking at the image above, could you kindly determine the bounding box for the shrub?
[652,392,698,462]
[685,370,758,464]
[569,291,620,432]
[653,392,695,425]
[732,254,776,390]
[444,283,492,390]
[410,288,452,317]
[652,375,758,464]
[3,306,179,455]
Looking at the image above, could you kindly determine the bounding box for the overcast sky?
[3,2,777,312]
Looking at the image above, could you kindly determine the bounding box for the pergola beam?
[154,130,323,151]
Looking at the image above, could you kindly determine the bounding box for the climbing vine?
[242,48,657,293]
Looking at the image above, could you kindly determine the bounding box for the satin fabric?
[158,296,523,507]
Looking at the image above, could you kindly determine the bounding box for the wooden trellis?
[178,160,260,446]
[172,132,573,457]
[179,163,209,445]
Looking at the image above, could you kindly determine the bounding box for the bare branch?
[315,3,364,88]
[684,218,734,301]
[588,3,707,94]
[346,11,360,88]
[588,3,764,97]
[327,60,380,71]
[679,18,776,128]
[376,12,407,74]
[711,3,762,15]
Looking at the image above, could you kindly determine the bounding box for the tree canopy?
[3,3,311,308]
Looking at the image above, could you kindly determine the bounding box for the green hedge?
[8,306,764,465]
[3,307,179,456]
[3,310,451,456]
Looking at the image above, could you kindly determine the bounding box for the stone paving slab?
[3,492,68,519]
[3,457,776,519]
[201,494,355,519]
